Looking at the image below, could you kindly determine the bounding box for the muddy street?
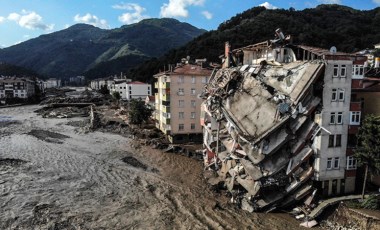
[0,105,304,229]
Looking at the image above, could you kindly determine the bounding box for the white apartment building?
[0,77,36,98]
[126,81,151,100]
[45,78,61,88]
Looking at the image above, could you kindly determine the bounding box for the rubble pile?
[35,106,90,118]
[200,34,326,213]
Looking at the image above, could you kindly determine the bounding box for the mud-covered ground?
[0,105,305,229]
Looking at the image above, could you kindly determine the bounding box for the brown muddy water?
[0,105,304,229]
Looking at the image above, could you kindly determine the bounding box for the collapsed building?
[200,29,367,213]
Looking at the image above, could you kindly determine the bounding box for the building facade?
[0,77,36,99]
[154,63,213,143]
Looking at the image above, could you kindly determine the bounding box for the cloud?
[259,2,278,9]
[74,13,110,29]
[317,0,341,4]
[160,0,205,18]
[113,3,149,24]
[373,0,380,5]
[0,16,5,23]
[201,11,212,20]
[7,11,54,30]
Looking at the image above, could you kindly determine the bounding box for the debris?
[300,220,318,228]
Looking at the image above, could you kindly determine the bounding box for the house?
[199,29,368,212]
[45,78,61,88]
[154,61,213,144]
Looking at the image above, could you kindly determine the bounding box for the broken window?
[191,112,196,119]
[327,158,333,169]
[352,65,364,78]
[178,124,184,131]
[178,88,184,95]
[346,156,357,170]
[191,76,196,83]
[332,89,337,101]
[333,65,339,77]
[191,123,196,129]
[333,157,340,169]
[191,88,196,95]
[179,112,184,119]
[340,65,346,77]
[350,111,361,125]
[202,76,208,83]
[328,135,334,147]
[330,112,336,124]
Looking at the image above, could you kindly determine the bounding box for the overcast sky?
[0,0,379,48]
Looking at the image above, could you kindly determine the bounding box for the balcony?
[162,93,170,101]
[163,106,170,113]
[163,118,171,124]
[161,82,170,88]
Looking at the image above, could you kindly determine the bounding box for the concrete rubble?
[200,29,326,215]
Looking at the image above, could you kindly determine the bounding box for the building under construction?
[200,29,367,213]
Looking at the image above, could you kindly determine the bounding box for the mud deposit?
[0,105,305,229]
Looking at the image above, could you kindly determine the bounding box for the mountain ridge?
[0,18,206,79]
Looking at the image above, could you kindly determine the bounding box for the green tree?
[355,115,380,173]
[128,98,153,125]
[112,91,121,101]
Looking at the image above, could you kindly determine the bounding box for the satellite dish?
[330,46,337,54]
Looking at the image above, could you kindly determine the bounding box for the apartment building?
[126,81,151,100]
[0,77,36,98]
[199,31,368,211]
[45,78,61,88]
[154,63,213,143]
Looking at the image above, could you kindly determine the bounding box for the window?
[350,111,361,125]
[332,89,337,101]
[338,89,345,101]
[327,158,333,169]
[191,112,196,119]
[337,112,343,124]
[120,87,122,89]
[333,65,339,77]
[179,112,184,119]
[330,112,336,124]
[347,156,357,170]
[148,86,150,90]
[129,86,132,90]
[333,157,340,169]
[191,123,196,130]
[328,135,334,147]
[340,65,346,77]
[191,100,196,107]
[336,134,341,147]
[179,124,184,131]
[178,76,184,83]
[178,88,184,95]
[352,65,364,78]
[191,88,196,95]
[191,76,196,83]
[202,76,208,83]
[179,100,184,108]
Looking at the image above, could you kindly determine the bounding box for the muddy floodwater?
[0,105,305,229]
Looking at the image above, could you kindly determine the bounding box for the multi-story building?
[126,81,151,100]
[0,77,36,98]
[199,32,368,212]
[45,78,61,88]
[154,62,213,143]
[110,79,128,99]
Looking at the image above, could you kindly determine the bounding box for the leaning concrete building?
[200,30,366,213]
[154,61,213,143]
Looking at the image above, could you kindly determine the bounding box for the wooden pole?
[362,163,368,200]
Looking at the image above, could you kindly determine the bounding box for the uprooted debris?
[35,106,90,118]
[27,129,70,144]
[121,156,148,170]
[200,29,325,219]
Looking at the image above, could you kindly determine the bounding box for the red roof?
[128,81,148,85]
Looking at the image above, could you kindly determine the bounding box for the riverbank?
[0,105,304,229]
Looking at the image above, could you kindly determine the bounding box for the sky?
[0,0,379,48]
